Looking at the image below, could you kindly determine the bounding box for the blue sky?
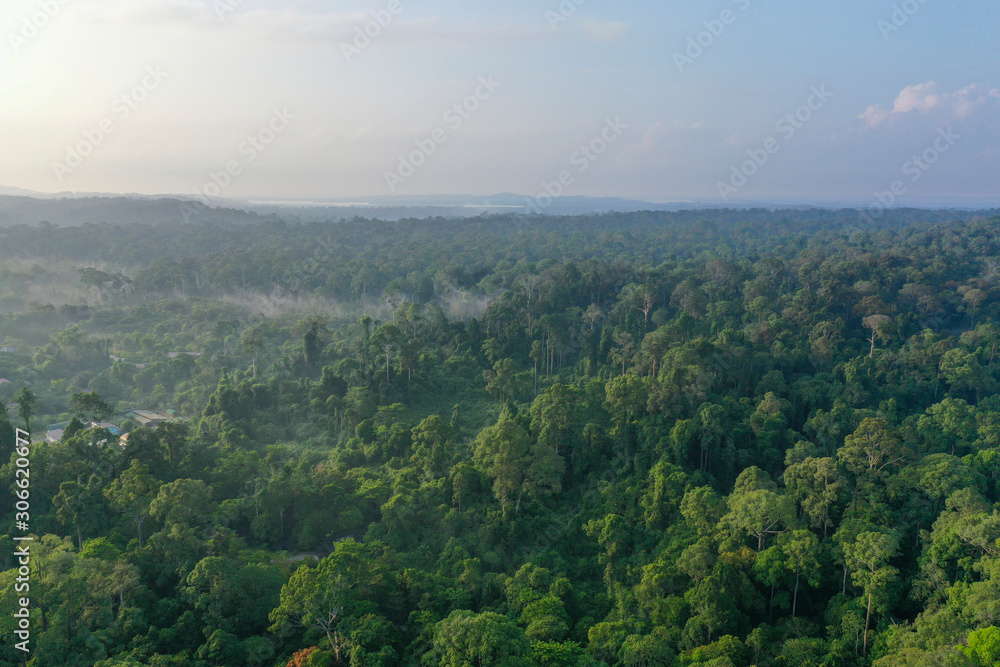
[0,0,997,204]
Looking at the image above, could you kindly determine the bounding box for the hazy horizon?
[1,0,997,207]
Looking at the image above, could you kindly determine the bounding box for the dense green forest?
[3,208,1000,666]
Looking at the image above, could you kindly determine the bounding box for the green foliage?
[424,610,529,666]
[3,210,1000,666]
[962,626,1000,666]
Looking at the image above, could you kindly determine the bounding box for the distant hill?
[0,192,690,227]
[0,186,46,197]
[0,195,269,227]
[0,189,997,227]
[208,193,695,221]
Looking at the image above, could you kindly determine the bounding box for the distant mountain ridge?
[0,192,687,226]
[0,187,998,227]
[0,186,48,197]
[0,195,268,227]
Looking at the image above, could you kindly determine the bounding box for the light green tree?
[962,626,1000,666]
[780,529,822,618]
[473,409,563,518]
[269,539,389,664]
[845,530,900,655]
[104,460,162,548]
[424,610,529,667]
[724,488,795,551]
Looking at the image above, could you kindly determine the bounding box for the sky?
[0,0,998,205]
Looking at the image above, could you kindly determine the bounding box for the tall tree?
[269,539,389,664]
[862,314,892,357]
[473,409,563,518]
[844,530,899,655]
[104,460,161,548]
[13,387,37,434]
[426,610,529,667]
[371,323,403,385]
[780,529,822,619]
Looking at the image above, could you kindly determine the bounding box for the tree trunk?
[325,628,339,662]
[792,568,800,618]
[863,589,873,654]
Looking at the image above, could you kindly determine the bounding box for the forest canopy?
[2,207,1000,666]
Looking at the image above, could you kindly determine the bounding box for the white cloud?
[892,81,940,113]
[858,106,890,128]
[860,81,995,128]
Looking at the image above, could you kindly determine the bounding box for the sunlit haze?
[1,0,997,205]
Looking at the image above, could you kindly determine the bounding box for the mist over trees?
[2,208,1000,665]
